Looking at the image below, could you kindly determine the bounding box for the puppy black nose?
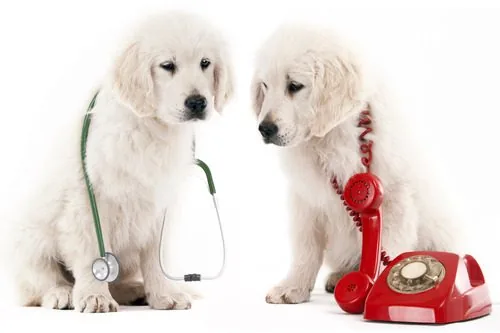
[258,121,279,139]
[184,94,207,116]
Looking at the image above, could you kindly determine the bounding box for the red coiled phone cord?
[330,109,392,266]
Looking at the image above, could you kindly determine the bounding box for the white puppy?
[10,11,233,312]
[251,24,459,304]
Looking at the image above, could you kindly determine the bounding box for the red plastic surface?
[363,251,492,324]
[334,173,383,314]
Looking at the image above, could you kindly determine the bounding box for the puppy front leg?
[71,257,119,313]
[266,193,326,304]
[140,217,191,310]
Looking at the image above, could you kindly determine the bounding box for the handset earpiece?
[334,173,384,314]
[343,173,383,213]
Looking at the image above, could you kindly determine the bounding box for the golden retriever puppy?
[251,24,458,304]
[11,11,233,312]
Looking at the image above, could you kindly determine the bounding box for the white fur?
[10,11,233,312]
[251,24,460,304]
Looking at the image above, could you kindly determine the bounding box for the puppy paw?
[42,285,73,310]
[76,293,119,313]
[147,292,192,310]
[265,285,310,304]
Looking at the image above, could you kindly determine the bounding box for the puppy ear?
[250,75,265,118]
[213,54,234,113]
[311,52,363,137]
[112,42,156,117]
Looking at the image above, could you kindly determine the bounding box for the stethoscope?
[81,92,226,283]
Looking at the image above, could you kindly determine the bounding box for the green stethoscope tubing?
[81,91,225,282]
[81,92,106,258]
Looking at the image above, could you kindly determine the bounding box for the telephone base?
[363,251,493,324]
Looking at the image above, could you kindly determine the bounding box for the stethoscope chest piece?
[92,252,120,282]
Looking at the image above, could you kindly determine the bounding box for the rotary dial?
[387,255,445,294]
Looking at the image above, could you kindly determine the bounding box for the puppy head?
[112,11,234,124]
[251,24,365,147]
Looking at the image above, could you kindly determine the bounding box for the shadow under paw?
[109,281,147,306]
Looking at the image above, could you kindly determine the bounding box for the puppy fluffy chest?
[280,121,366,228]
[88,123,194,250]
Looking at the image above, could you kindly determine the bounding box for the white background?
[0,0,499,332]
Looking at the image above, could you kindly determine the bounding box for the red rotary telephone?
[331,110,493,324]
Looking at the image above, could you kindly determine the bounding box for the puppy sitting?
[11,11,233,312]
[250,24,458,304]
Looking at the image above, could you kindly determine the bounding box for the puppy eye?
[200,58,211,70]
[261,82,268,89]
[160,61,176,72]
[287,81,304,94]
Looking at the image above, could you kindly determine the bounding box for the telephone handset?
[334,173,384,314]
[332,171,493,324]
